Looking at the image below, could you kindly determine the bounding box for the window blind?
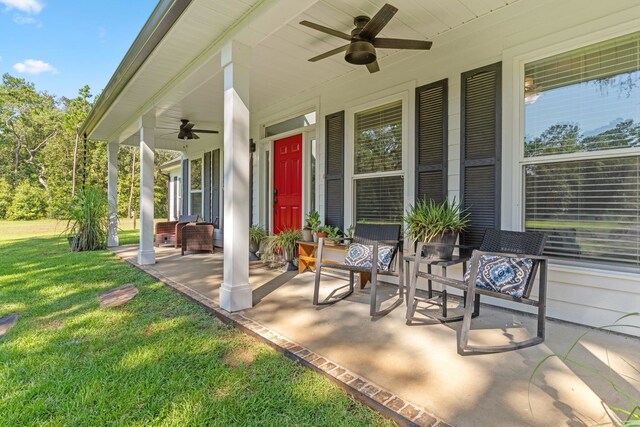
[354,100,402,174]
[355,175,404,223]
[525,156,639,269]
[525,32,640,157]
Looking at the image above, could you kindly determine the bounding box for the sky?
[0,0,157,100]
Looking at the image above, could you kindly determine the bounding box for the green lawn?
[0,221,393,426]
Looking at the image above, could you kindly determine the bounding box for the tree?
[0,73,61,189]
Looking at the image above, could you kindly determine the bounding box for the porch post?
[138,113,156,265]
[107,140,119,247]
[220,40,252,312]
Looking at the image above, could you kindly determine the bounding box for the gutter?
[79,0,193,139]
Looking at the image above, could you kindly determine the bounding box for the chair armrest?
[473,250,547,261]
[176,222,190,243]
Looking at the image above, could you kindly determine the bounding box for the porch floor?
[112,245,640,427]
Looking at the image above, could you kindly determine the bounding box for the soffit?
[91,0,519,143]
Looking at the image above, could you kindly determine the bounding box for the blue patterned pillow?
[464,253,533,298]
[344,243,394,271]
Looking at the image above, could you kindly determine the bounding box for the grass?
[0,220,394,426]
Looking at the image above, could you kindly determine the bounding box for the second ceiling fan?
[300,3,432,73]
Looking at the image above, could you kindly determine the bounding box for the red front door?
[273,134,302,233]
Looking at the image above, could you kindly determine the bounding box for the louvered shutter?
[212,149,220,226]
[181,159,189,216]
[415,79,447,203]
[460,62,502,248]
[203,151,211,222]
[325,111,344,230]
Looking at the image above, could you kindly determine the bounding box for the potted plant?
[404,198,469,260]
[302,210,321,242]
[65,186,109,252]
[262,228,303,271]
[249,224,267,260]
[319,225,341,245]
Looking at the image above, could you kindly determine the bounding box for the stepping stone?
[0,314,19,339]
[99,284,138,308]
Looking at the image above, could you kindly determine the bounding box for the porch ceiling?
[89,0,519,145]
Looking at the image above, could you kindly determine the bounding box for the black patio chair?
[456,229,547,353]
[313,223,404,317]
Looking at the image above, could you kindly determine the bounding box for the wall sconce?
[524,76,541,105]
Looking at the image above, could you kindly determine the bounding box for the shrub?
[6,181,48,220]
[66,186,109,251]
[0,180,12,219]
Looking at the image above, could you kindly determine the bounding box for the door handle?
[273,188,278,205]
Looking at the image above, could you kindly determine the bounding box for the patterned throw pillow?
[344,243,395,271]
[464,252,533,298]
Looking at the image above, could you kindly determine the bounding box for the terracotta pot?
[316,231,328,240]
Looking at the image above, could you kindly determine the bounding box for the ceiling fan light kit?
[300,3,432,73]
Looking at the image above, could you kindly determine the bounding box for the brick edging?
[112,250,451,427]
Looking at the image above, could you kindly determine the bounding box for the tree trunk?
[127,148,136,218]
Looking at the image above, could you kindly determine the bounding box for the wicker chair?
[155,215,198,248]
[313,223,404,317]
[181,223,215,255]
[417,229,547,353]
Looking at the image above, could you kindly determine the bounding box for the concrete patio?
[112,245,640,427]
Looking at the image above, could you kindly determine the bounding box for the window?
[353,100,404,223]
[523,32,640,270]
[190,158,202,217]
[265,112,316,137]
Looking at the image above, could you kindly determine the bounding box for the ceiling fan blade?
[366,61,380,73]
[192,133,200,140]
[374,38,432,50]
[299,20,352,41]
[184,122,195,131]
[177,130,185,139]
[359,4,398,40]
[191,129,219,134]
[308,44,350,62]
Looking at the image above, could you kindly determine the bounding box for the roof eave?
[80,0,193,140]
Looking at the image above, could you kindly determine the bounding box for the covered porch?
[112,244,640,427]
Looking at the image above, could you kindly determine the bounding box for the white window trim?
[504,17,640,233]
[502,22,640,273]
[344,85,413,229]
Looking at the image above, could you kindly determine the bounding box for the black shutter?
[181,159,189,217]
[203,151,212,222]
[325,111,344,230]
[211,149,221,226]
[460,62,502,248]
[415,79,447,203]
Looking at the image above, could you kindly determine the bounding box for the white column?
[137,113,156,265]
[220,40,252,312]
[107,140,119,247]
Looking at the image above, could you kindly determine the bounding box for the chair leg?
[458,283,477,353]
[369,266,378,317]
[313,262,322,305]
[406,250,421,322]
